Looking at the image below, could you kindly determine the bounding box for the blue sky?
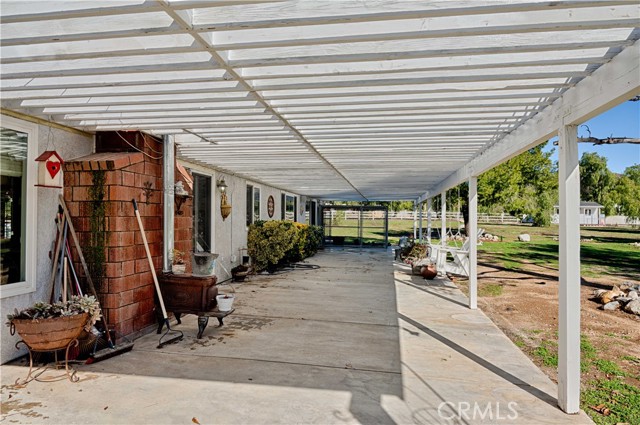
[546,100,640,174]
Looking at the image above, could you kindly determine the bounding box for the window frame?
[282,193,297,222]
[246,184,253,226]
[192,172,213,253]
[0,115,38,299]
[253,186,261,223]
[246,184,262,226]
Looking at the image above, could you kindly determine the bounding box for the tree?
[612,165,640,221]
[477,145,557,226]
[579,152,616,215]
[623,164,640,184]
[387,201,415,212]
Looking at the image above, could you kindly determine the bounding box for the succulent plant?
[7,295,102,332]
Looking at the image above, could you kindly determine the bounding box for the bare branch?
[578,136,640,145]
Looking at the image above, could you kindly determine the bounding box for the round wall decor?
[267,195,275,218]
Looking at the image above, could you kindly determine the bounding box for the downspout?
[163,135,175,272]
[418,202,423,242]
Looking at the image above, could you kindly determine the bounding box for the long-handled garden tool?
[58,195,134,363]
[132,199,183,348]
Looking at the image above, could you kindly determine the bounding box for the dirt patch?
[454,261,640,388]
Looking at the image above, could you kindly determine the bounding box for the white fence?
[388,211,520,224]
[605,215,640,226]
[323,209,519,223]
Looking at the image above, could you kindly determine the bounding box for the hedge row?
[247,220,323,272]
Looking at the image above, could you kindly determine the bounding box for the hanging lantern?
[220,192,232,221]
[217,178,232,220]
[35,150,64,188]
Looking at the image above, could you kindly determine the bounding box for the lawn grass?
[478,224,640,279]
[324,218,460,245]
[524,334,638,424]
[593,359,627,377]
[582,378,640,425]
[329,218,640,278]
[533,342,558,367]
[478,283,504,297]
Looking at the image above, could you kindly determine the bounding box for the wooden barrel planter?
[11,313,89,351]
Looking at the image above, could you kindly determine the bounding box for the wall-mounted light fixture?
[218,178,231,220]
[217,178,228,193]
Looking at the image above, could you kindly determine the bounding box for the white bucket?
[216,294,235,311]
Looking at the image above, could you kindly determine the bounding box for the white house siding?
[1,117,93,363]
[579,213,603,226]
[260,185,282,222]
[179,161,305,283]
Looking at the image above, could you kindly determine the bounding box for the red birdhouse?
[35,150,64,188]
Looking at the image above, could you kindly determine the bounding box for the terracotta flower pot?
[420,265,437,280]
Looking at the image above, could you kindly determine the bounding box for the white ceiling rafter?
[154,0,370,200]
[1,1,638,200]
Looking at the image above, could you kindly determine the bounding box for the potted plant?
[171,248,186,274]
[7,295,102,351]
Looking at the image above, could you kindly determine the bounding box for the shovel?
[132,199,183,348]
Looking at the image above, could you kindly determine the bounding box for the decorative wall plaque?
[267,195,275,218]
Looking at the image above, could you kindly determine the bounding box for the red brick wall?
[63,135,164,338]
[174,168,193,273]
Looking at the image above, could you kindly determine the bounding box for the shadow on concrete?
[398,313,559,410]
[396,278,469,309]
[72,250,404,424]
[401,360,471,425]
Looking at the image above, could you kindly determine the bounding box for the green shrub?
[248,221,324,272]
[283,222,306,264]
[248,220,297,272]
[305,225,323,257]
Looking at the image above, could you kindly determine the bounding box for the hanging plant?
[86,170,109,292]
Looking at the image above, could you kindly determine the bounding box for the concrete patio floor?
[1,249,592,424]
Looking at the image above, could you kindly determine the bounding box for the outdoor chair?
[429,228,484,277]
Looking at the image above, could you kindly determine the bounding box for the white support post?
[427,198,432,244]
[469,177,478,310]
[418,202,423,242]
[162,135,175,273]
[558,123,581,414]
[441,192,446,246]
[413,201,417,240]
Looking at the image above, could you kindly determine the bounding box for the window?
[253,187,260,223]
[1,118,37,298]
[310,200,317,225]
[246,184,253,226]
[193,174,211,252]
[246,185,261,225]
[283,194,296,221]
[585,209,592,215]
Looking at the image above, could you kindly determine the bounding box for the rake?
[132,199,183,348]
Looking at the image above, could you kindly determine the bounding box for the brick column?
[63,147,164,337]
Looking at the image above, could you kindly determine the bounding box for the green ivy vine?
[86,170,109,292]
